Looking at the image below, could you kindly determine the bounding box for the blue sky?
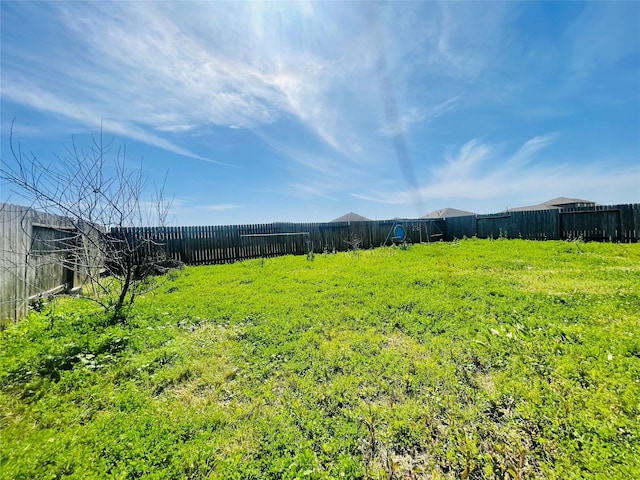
[1,1,639,226]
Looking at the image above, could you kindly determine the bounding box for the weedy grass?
[1,239,639,479]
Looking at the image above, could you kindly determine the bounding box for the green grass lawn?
[1,239,639,479]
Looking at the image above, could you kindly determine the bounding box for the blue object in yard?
[394,224,406,242]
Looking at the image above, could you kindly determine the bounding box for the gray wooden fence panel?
[568,204,636,243]
[1,204,81,326]
[477,214,509,239]
[560,207,621,242]
[443,216,475,240]
[475,210,560,240]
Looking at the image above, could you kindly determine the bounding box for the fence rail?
[3,202,638,325]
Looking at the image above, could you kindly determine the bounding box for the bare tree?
[1,122,173,320]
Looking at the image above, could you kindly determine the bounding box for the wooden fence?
[110,219,447,266]
[111,203,639,268]
[448,204,639,243]
[0,204,79,326]
[3,202,638,324]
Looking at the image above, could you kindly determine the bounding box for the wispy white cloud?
[1,2,483,166]
[436,139,492,181]
[378,95,462,137]
[288,183,337,201]
[1,79,229,165]
[0,121,42,138]
[253,129,365,182]
[427,2,513,79]
[155,124,196,134]
[202,204,243,212]
[506,135,555,169]
[353,136,640,208]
